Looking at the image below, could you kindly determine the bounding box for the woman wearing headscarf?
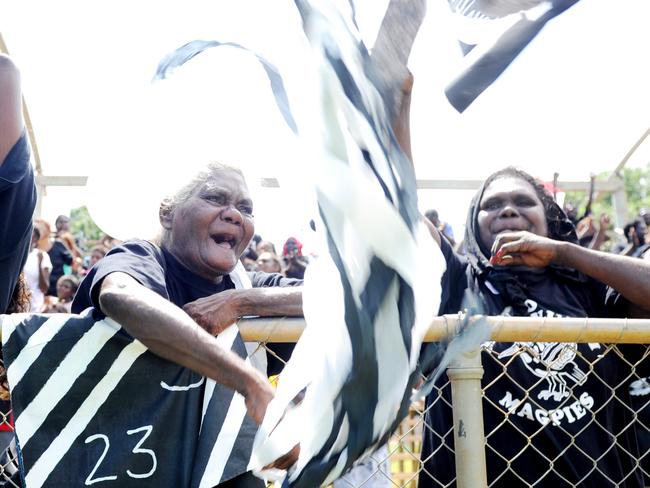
[419,167,650,487]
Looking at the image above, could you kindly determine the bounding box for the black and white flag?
[1,308,259,487]
[246,1,446,486]
[148,1,454,486]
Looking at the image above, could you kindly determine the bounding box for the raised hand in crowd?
[574,212,610,250]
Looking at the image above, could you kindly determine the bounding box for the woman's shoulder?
[107,238,156,251]
[106,239,164,262]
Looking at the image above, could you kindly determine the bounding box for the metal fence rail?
[245,316,650,488]
[1,316,647,487]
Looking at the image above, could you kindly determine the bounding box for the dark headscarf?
[464,167,586,315]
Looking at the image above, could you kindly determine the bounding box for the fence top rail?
[238,315,650,344]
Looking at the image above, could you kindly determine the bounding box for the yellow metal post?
[446,349,488,488]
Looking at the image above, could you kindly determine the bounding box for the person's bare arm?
[587,214,610,251]
[0,54,24,165]
[183,286,303,335]
[422,215,442,247]
[491,231,650,315]
[389,74,445,254]
[392,73,413,163]
[37,252,50,294]
[98,271,274,424]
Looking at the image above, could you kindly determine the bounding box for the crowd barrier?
[244,316,649,488]
[0,316,647,487]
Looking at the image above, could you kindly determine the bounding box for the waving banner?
[1,310,260,488]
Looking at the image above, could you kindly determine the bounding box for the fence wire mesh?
[0,391,20,487]
[0,335,647,488]
[258,339,649,488]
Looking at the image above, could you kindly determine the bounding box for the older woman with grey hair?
[72,162,302,487]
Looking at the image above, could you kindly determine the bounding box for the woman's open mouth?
[212,234,236,249]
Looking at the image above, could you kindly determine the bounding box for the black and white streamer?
[151,2,447,485]
[445,0,581,112]
[247,1,445,486]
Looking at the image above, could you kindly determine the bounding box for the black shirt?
[72,239,301,314]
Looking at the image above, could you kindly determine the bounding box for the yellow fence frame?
[240,316,650,488]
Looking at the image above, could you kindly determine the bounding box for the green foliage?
[564,163,650,223]
[621,166,650,217]
[70,206,104,244]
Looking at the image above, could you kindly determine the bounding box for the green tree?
[620,165,650,217]
[70,206,104,244]
[564,162,650,224]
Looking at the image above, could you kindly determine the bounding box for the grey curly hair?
[164,162,245,210]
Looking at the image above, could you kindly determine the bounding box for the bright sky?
[2,0,650,248]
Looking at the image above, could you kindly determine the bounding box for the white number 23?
[84,425,157,485]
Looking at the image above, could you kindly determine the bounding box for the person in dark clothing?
[612,217,650,258]
[0,54,36,315]
[419,167,650,487]
[425,209,455,246]
[72,162,301,486]
[282,237,308,279]
[45,239,73,296]
[45,217,74,296]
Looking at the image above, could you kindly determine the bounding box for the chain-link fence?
[0,387,19,486]
[0,317,647,487]
[244,316,650,488]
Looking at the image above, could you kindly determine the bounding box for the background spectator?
[34,218,52,252]
[46,216,74,296]
[240,234,261,271]
[23,227,52,312]
[256,251,282,273]
[575,213,611,250]
[88,245,108,268]
[59,231,83,273]
[256,239,277,255]
[282,237,308,279]
[613,217,650,257]
[639,208,650,227]
[43,275,79,313]
[424,209,455,246]
[563,201,579,225]
[98,232,120,250]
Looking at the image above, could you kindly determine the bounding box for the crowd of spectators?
[241,235,310,279]
[18,214,112,314]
